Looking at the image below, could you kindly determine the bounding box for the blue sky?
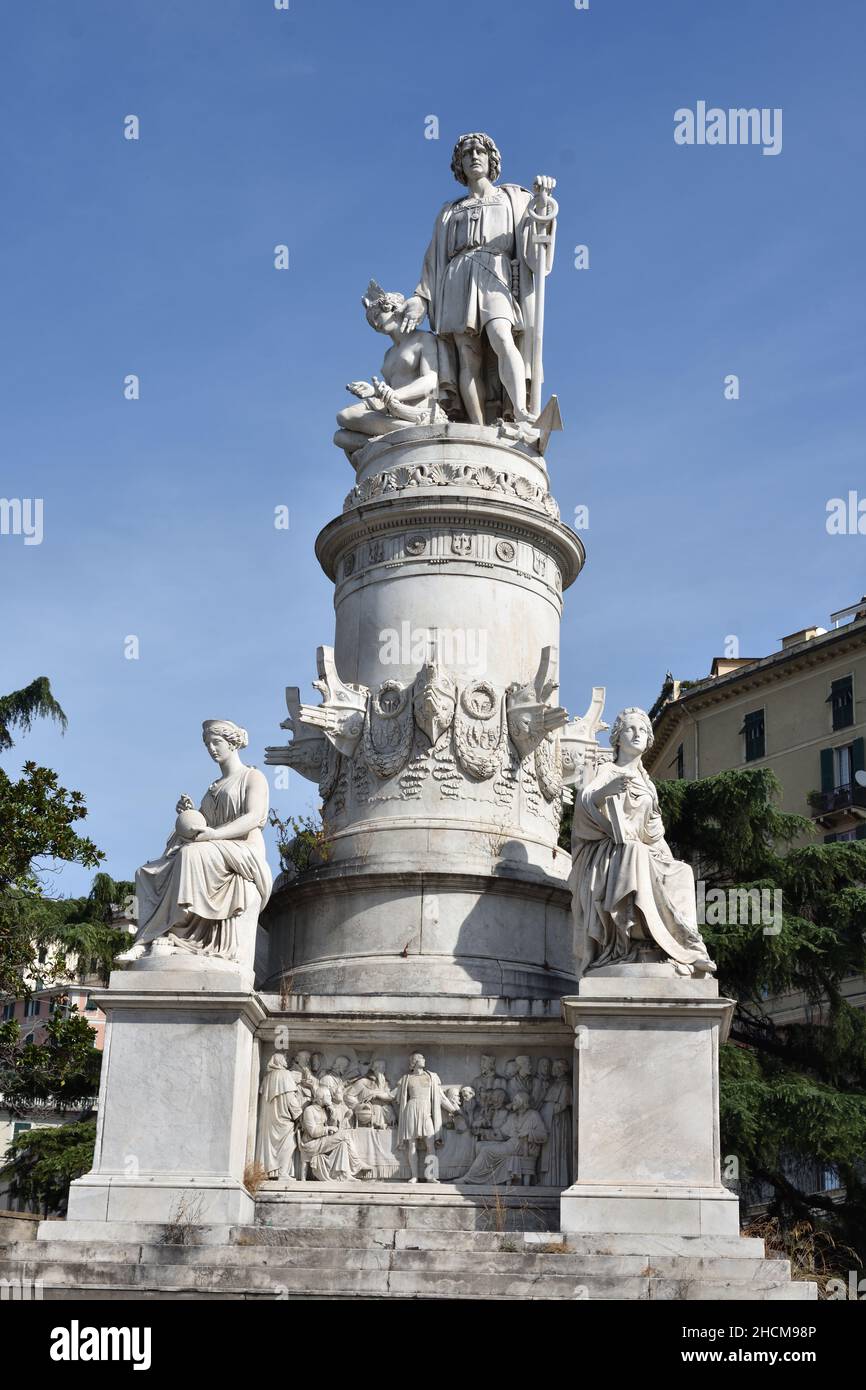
[2,0,864,895]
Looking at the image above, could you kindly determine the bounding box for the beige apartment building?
[647,599,866,846]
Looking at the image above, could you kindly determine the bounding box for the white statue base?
[559,965,741,1243]
[65,967,264,1227]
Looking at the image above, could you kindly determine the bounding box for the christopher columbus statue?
[400,132,558,427]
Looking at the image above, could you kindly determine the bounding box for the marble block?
[558,968,740,1238]
[66,969,265,1226]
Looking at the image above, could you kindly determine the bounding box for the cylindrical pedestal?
[267,425,584,1004]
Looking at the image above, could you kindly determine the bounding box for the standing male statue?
[400,132,557,426]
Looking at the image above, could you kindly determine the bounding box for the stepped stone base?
[1,1186,815,1300]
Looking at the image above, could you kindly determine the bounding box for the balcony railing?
[810,782,866,817]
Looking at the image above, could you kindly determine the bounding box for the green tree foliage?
[1,1117,97,1215]
[0,676,67,753]
[656,768,866,1257]
[0,1010,102,1109]
[0,678,128,1209]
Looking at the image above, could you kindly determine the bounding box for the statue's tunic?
[569,762,706,975]
[414,183,540,389]
[134,765,272,961]
[435,191,523,336]
[395,1069,449,1146]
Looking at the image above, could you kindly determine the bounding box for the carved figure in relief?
[436,1086,477,1180]
[470,1053,506,1104]
[570,707,716,977]
[345,1059,397,1129]
[507,1055,534,1102]
[334,281,451,463]
[539,1058,573,1187]
[394,1053,459,1182]
[460,1090,547,1186]
[473,1085,510,1140]
[298,1087,366,1182]
[530,1057,551,1110]
[255,1055,304,1181]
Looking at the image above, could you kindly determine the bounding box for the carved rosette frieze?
[329,521,565,601]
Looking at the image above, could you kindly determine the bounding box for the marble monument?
[43,130,809,1299]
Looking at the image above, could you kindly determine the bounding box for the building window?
[742,709,765,762]
[2,1002,14,1021]
[24,999,41,1018]
[85,994,98,1012]
[676,743,684,779]
[829,675,854,731]
[835,744,853,790]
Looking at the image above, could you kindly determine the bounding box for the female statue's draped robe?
[134,765,272,963]
[569,761,709,975]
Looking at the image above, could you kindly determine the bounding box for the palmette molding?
[344,460,561,520]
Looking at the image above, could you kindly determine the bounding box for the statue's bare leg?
[454,332,486,425]
[407,1142,420,1182]
[485,318,531,421]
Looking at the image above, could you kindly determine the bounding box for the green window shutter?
[820,747,835,791]
[853,738,865,775]
[855,824,866,840]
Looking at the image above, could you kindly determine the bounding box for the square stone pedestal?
[66,966,265,1227]
[559,966,740,1241]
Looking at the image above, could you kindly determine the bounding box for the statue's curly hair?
[450,131,501,186]
[609,707,654,755]
[202,719,248,750]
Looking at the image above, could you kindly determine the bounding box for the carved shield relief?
[454,681,506,780]
[362,681,414,779]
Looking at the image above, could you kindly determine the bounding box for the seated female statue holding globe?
[569,707,715,978]
[118,719,272,971]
